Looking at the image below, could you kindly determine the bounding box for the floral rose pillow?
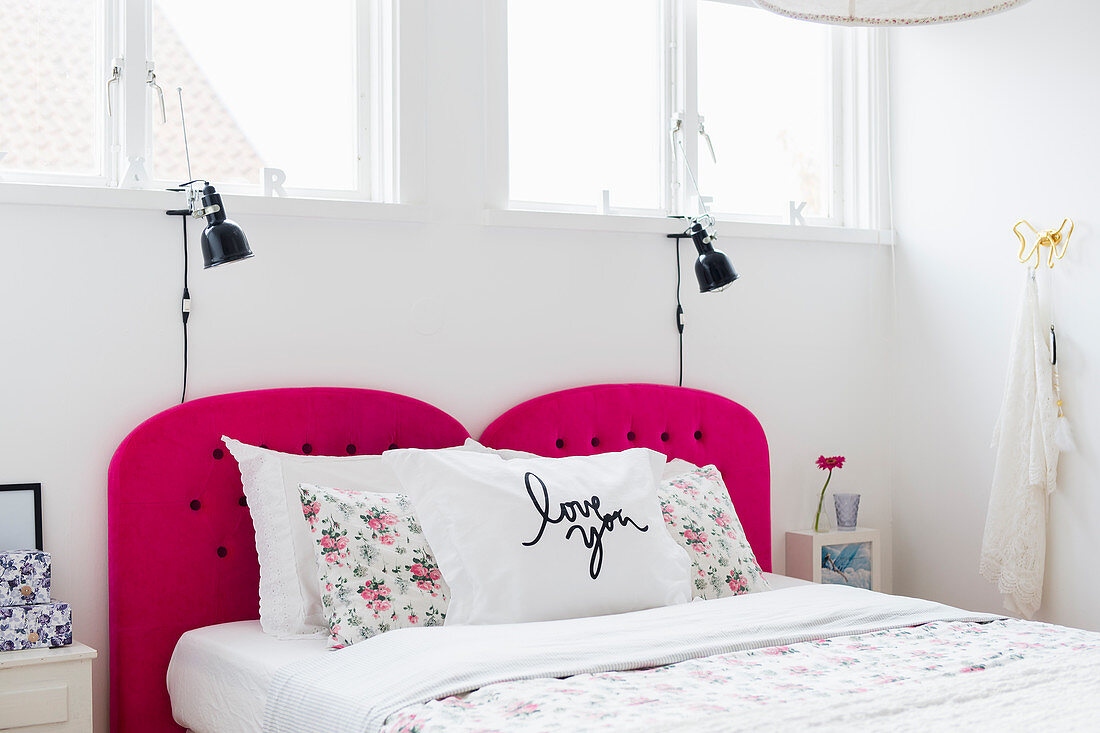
[658,464,770,599]
[298,483,448,647]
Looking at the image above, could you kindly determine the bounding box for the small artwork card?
[0,484,43,552]
[821,541,872,590]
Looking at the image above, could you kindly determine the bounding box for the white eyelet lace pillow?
[659,460,770,599]
[299,484,449,648]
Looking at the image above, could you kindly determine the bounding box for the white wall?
[0,3,893,730]
[890,0,1100,630]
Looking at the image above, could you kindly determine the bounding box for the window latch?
[699,116,716,164]
[107,57,123,117]
[669,113,683,153]
[147,62,166,123]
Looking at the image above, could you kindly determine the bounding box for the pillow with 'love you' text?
[383,448,691,625]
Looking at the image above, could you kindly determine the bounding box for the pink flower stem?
[814,469,833,532]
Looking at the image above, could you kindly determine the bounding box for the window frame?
[488,0,891,235]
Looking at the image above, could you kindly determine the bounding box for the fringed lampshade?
[753,0,1031,26]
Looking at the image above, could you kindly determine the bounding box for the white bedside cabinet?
[786,528,882,592]
[0,643,96,732]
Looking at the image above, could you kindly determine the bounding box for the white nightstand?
[786,528,882,592]
[0,643,96,732]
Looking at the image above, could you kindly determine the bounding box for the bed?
[108,384,1100,733]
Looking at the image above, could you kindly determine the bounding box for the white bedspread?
[262,584,998,732]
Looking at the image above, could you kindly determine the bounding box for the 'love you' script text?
[521,472,648,580]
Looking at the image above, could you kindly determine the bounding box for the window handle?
[107,57,123,117]
[146,62,166,123]
[669,113,683,154]
[699,116,717,164]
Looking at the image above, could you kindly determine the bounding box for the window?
[0,0,107,182]
[502,0,887,229]
[507,0,666,214]
[1,0,394,201]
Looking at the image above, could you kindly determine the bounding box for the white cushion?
[223,438,408,637]
[384,448,691,625]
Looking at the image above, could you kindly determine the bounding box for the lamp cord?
[675,240,684,388]
[181,214,190,404]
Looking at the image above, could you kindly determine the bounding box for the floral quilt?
[381,618,1100,732]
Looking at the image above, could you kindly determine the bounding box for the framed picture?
[0,483,43,551]
[785,528,881,592]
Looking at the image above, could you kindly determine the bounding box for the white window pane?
[152,0,358,191]
[0,0,102,177]
[697,2,832,220]
[508,0,663,211]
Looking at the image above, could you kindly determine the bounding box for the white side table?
[785,528,882,592]
[0,643,96,732]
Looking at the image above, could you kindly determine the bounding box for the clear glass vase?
[833,493,860,531]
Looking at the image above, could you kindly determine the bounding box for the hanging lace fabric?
[981,220,1073,618]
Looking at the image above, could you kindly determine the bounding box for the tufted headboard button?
[388,443,398,450]
[627,431,635,441]
[346,444,357,455]
[239,496,248,507]
[591,437,600,448]
[216,546,228,558]
[555,438,565,450]
[694,430,703,440]
[189,499,201,511]
[212,448,224,460]
[301,443,313,455]
[661,432,670,442]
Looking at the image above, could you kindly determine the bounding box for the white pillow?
[384,448,691,625]
[223,438,414,637]
[464,438,693,479]
[456,437,543,460]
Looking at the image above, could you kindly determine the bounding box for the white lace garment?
[981,274,1059,618]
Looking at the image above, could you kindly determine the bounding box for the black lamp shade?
[198,184,253,268]
[689,222,738,293]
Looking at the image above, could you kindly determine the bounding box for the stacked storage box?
[0,550,72,651]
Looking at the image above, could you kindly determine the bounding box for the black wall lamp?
[164,90,254,404]
[667,214,738,294]
[665,136,739,386]
[166,180,254,269]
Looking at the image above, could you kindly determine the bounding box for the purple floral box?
[0,602,72,651]
[0,550,51,607]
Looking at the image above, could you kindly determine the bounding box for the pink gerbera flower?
[814,455,846,532]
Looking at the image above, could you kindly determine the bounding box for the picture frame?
[0,483,43,551]
[784,528,881,592]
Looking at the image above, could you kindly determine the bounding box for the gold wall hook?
[1015,218,1074,269]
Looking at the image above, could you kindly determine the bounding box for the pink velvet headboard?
[479,383,771,572]
[107,388,469,733]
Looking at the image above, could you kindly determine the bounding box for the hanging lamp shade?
[753,0,1030,25]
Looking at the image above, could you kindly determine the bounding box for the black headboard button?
[694,430,703,440]
[346,444,357,455]
[189,499,201,511]
[388,443,399,450]
[238,496,248,507]
[627,431,636,441]
[591,437,600,448]
[212,448,224,460]
[661,432,670,442]
[301,443,313,454]
[216,546,228,558]
[555,438,565,450]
